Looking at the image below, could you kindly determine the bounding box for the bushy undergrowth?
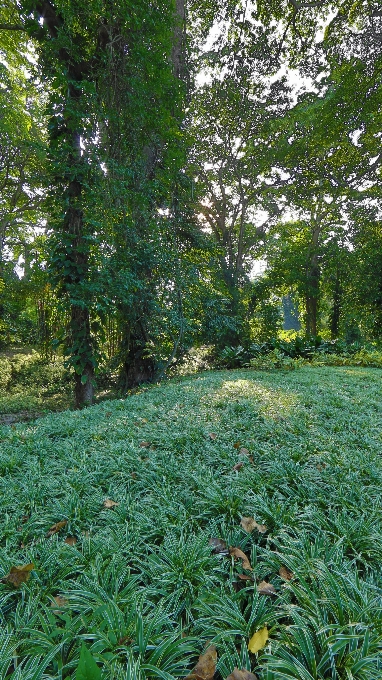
[1,366,382,678]
[0,350,73,416]
[216,339,382,372]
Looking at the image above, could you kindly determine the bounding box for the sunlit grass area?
[1,366,382,678]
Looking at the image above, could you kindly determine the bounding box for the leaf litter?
[1,563,34,587]
[186,646,217,680]
[248,627,269,654]
[226,669,258,680]
[46,520,67,537]
[240,516,267,534]
[229,547,252,570]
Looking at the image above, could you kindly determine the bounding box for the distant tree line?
[0,0,381,404]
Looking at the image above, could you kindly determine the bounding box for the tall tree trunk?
[305,215,321,337]
[34,0,105,407]
[330,265,342,339]
[59,84,94,407]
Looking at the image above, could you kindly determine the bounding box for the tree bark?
[31,0,113,407]
[330,265,342,339]
[305,213,321,337]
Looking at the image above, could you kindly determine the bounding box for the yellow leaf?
[248,627,269,654]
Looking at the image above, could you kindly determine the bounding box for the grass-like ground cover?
[0,365,382,679]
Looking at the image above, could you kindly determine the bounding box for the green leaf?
[81,374,88,385]
[75,644,101,680]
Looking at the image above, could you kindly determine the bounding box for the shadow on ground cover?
[0,366,382,678]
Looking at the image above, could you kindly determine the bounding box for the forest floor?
[0,348,117,423]
[0,366,382,678]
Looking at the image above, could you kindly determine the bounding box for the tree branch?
[0,23,27,31]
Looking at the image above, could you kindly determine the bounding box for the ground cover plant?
[1,365,382,678]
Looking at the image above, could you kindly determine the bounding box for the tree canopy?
[0,0,381,403]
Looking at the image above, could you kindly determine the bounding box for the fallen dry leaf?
[226,668,258,680]
[103,499,119,509]
[209,538,229,555]
[233,462,244,471]
[239,448,250,456]
[248,456,254,464]
[131,472,137,479]
[64,536,77,546]
[139,441,151,448]
[208,432,217,440]
[229,547,252,571]
[279,566,293,581]
[248,627,269,654]
[233,441,241,449]
[186,646,217,680]
[47,520,67,537]
[237,573,254,581]
[240,517,267,534]
[51,595,68,608]
[118,635,134,646]
[1,563,34,588]
[257,580,276,596]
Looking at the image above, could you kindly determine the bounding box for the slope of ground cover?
[0,366,382,679]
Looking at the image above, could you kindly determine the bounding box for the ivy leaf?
[75,644,101,680]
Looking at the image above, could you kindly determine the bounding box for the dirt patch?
[0,411,45,426]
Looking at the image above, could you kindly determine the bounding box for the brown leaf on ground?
[209,538,229,555]
[131,472,137,479]
[257,580,276,596]
[118,635,134,646]
[233,462,244,471]
[64,536,77,546]
[229,547,252,571]
[317,463,326,470]
[51,595,68,608]
[279,566,293,581]
[237,573,254,581]
[1,563,34,587]
[240,517,267,534]
[233,441,241,449]
[139,441,151,448]
[249,456,254,464]
[135,418,148,426]
[239,448,250,456]
[208,432,217,440]
[186,646,217,680]
[47,520,67,537]
[248,627,269,654]
[103,499,119,509]
[226,668,258,680]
